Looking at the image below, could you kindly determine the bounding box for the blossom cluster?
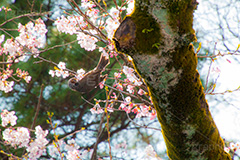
[48,138,89,159]
[1,109,49,159]
[119,96,156,120]
[144,145,162,160]
[49,62,69,78]
[0,67,31,93]
[16,68,32,83]
[54,0,134,51]
[90,102,104,114]
[0,68,15,93]
[123,65,143,86]
[2,18,47,59]
[27,126,49,159]
[89,62,156,119]
[0,18,47,93]
[0,6,12,12]
[1,109,17,127]
[55,15,87,35]
[225,142,240,153]
[77,30,98,51]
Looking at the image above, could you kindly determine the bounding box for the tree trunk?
[113,0,231,159]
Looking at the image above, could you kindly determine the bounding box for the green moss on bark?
[113,0,231,159]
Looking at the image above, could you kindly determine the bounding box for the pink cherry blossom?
[66,149,81,160]
[90,103,104,114]
[3,127,30,148]
[77,32,98,51]
[0,34,5,44]
[126,0,135,15]
[114,72,121,79]
[0,80,14,93]
[138,89,145,95]
[114,83,123,90]
[26,126,49,160]
[1,109,17,127]
[123,66,143,86]
[127,85,134,94]
[49,62,69,79]
[105,17,120,39]
[109,7,120,20]
[58,62,66,70]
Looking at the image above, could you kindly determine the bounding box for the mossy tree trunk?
[113,0,231,159]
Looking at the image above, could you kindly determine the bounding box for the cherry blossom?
[15,18,47,53]
[126,0,135,15]
[58,61,66,70]
[114,72,121,79]
[66,149,81,160]
[111,92,117,100]
[127,84,134,94]
[87,8,99,23]
[138,89,145,95]
[49,62,69,79]
[3,38,21,57]
[77,32,98,51]
[123,66,143,86]
[1,109,17,127]
[0,18,47,93]
[99,47,109,57]
[0,1,161,159]
[224,147,230,153]
[0,34,5,44]
[75,68,86,80]
[81,0,96,9]
[90,103,104,114]
[119,96,133,113]
[65,139,80,151]
[16,68,32,83]
[114,82,123,91]
[49,70,55,77]
[1,6,12,12]
[224,142,240,154]
[55,15,87,35]
[26,126,49,159]
[3,127,30,148]
[105,17,120,39]
[109,7,120,20]
[0,80,14,93]
[99,78,106,89]
[144,145,161,160]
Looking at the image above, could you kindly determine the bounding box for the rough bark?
[113,0,231,159]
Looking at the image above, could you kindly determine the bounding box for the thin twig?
[37,56,76,74]
[197,52,240,59]
[0,12,51,27]
[68,0,108,40]
[58,128,85,142]
[91,112,105,160]
[105,87,112,160]
[31,84,44,130]
[106,110,112,160]
[204,59,213,93]
[37,40,78,54]
[81,96,95,106]
[206,86,240,95]
[125,112,161,131]
[105,84,153,107]
[204,42,217,93]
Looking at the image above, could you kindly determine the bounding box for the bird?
[68,53,109,93]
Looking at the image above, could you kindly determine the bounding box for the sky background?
[194,0,240,143]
